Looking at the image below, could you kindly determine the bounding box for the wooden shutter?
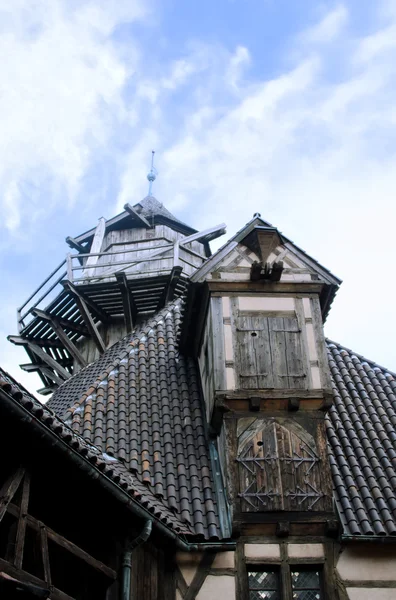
[236,316,273,389]
[237,421,328,512]
[236,314,306,390]
[269,316,306,389]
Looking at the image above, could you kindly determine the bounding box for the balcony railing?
[17,241,205,332]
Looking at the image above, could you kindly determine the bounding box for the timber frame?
[0,467,116,600]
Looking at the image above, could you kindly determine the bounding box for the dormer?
[181,214,342,531]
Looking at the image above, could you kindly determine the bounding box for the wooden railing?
[17,260,67,332]
[17,242,206,331]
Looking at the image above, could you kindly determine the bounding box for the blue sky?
[1,0,396,397]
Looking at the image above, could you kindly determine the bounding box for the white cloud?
[0,0,148,231]
[129,3,396,369]
[303,4,348,44]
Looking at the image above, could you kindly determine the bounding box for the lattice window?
[248,569,280,600]
[291,569,322,600]
[246,566,323,600]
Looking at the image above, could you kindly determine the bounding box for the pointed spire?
[147,150,157,196]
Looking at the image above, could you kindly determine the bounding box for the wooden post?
[0,468,25,524]
[82,217,106,279]
[174,241,180,267]
[40,526,51,586]
[14,473,30,569]
[66,253,73,282]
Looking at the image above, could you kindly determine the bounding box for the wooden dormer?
[181,214,342,532]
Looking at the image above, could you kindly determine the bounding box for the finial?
[253,212,261,218]
[147,150,157,196]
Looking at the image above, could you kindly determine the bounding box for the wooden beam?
[115,273,137,334]
[123,203,151,227]
[32,310,87,368]
[40,526,51,586]
[82,217,106,278]
[0,569,50,599]
[62,281,109,324]
[65,236,87,254]
[156,266,183,311]
[6,504,116,580]
[0,468,25,524]
[184,552,215,600]
[28,311,88,336]
[37,387,56,396]
[179,223,226,246]
[0,558,74,600]
[8,338,71,381]
[14,473,30,569]
[8,335,66,350]
[63,283,106,354]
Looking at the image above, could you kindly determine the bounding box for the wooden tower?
[9,195,225,395]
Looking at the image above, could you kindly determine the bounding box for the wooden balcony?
[10,241,206,395]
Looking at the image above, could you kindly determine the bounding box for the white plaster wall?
[347,590,396,600]
[196,575,236,600]
[337,546,396,582]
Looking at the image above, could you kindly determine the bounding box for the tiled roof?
[49,299,220,540]
[0,366,194,538]
[326,340,396,537]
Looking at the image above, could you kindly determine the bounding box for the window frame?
[244,560,326,600]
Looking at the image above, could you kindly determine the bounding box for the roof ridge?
[326,338,396,379]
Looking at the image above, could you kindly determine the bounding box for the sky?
[1,0,396,398]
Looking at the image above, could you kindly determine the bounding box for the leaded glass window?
[248,570,280,600]
[291,569,322,600]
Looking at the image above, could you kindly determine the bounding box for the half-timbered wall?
[175,542,396,600]
[209,293,330,399]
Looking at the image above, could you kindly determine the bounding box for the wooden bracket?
[249,396,261,412]
[123,203,151,227]
[156,266,183,311]
[63,282,106,354]
[325,519,339,538]
[8,337,70,381]
[287,398,300,412]
[32,309,87,368]
[276,521,290,538]
[115,272,137,334]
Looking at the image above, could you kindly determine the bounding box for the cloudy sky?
[1,0,396,397]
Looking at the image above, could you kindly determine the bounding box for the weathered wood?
[13,339,70,381]
[82,217,106,278]
[40,526,51,586]
[66,253,73,281]
[66,236,87,253]
[14,473,30,569]
[0,468,25,523]
[156,266,183,311]
[29,310,88,336]
[32,310,87,368]
[179,223,226,246]
[123,203,151,227]
[235,542,247,600]
[6,503,116,580]
[8,335,67,350]
[211,297,226,390]
[175,565,188,597]
[115,272,137,333]
[0,558,75,600]
[63,283,106,354]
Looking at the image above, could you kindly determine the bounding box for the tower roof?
[72,196,196,247]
